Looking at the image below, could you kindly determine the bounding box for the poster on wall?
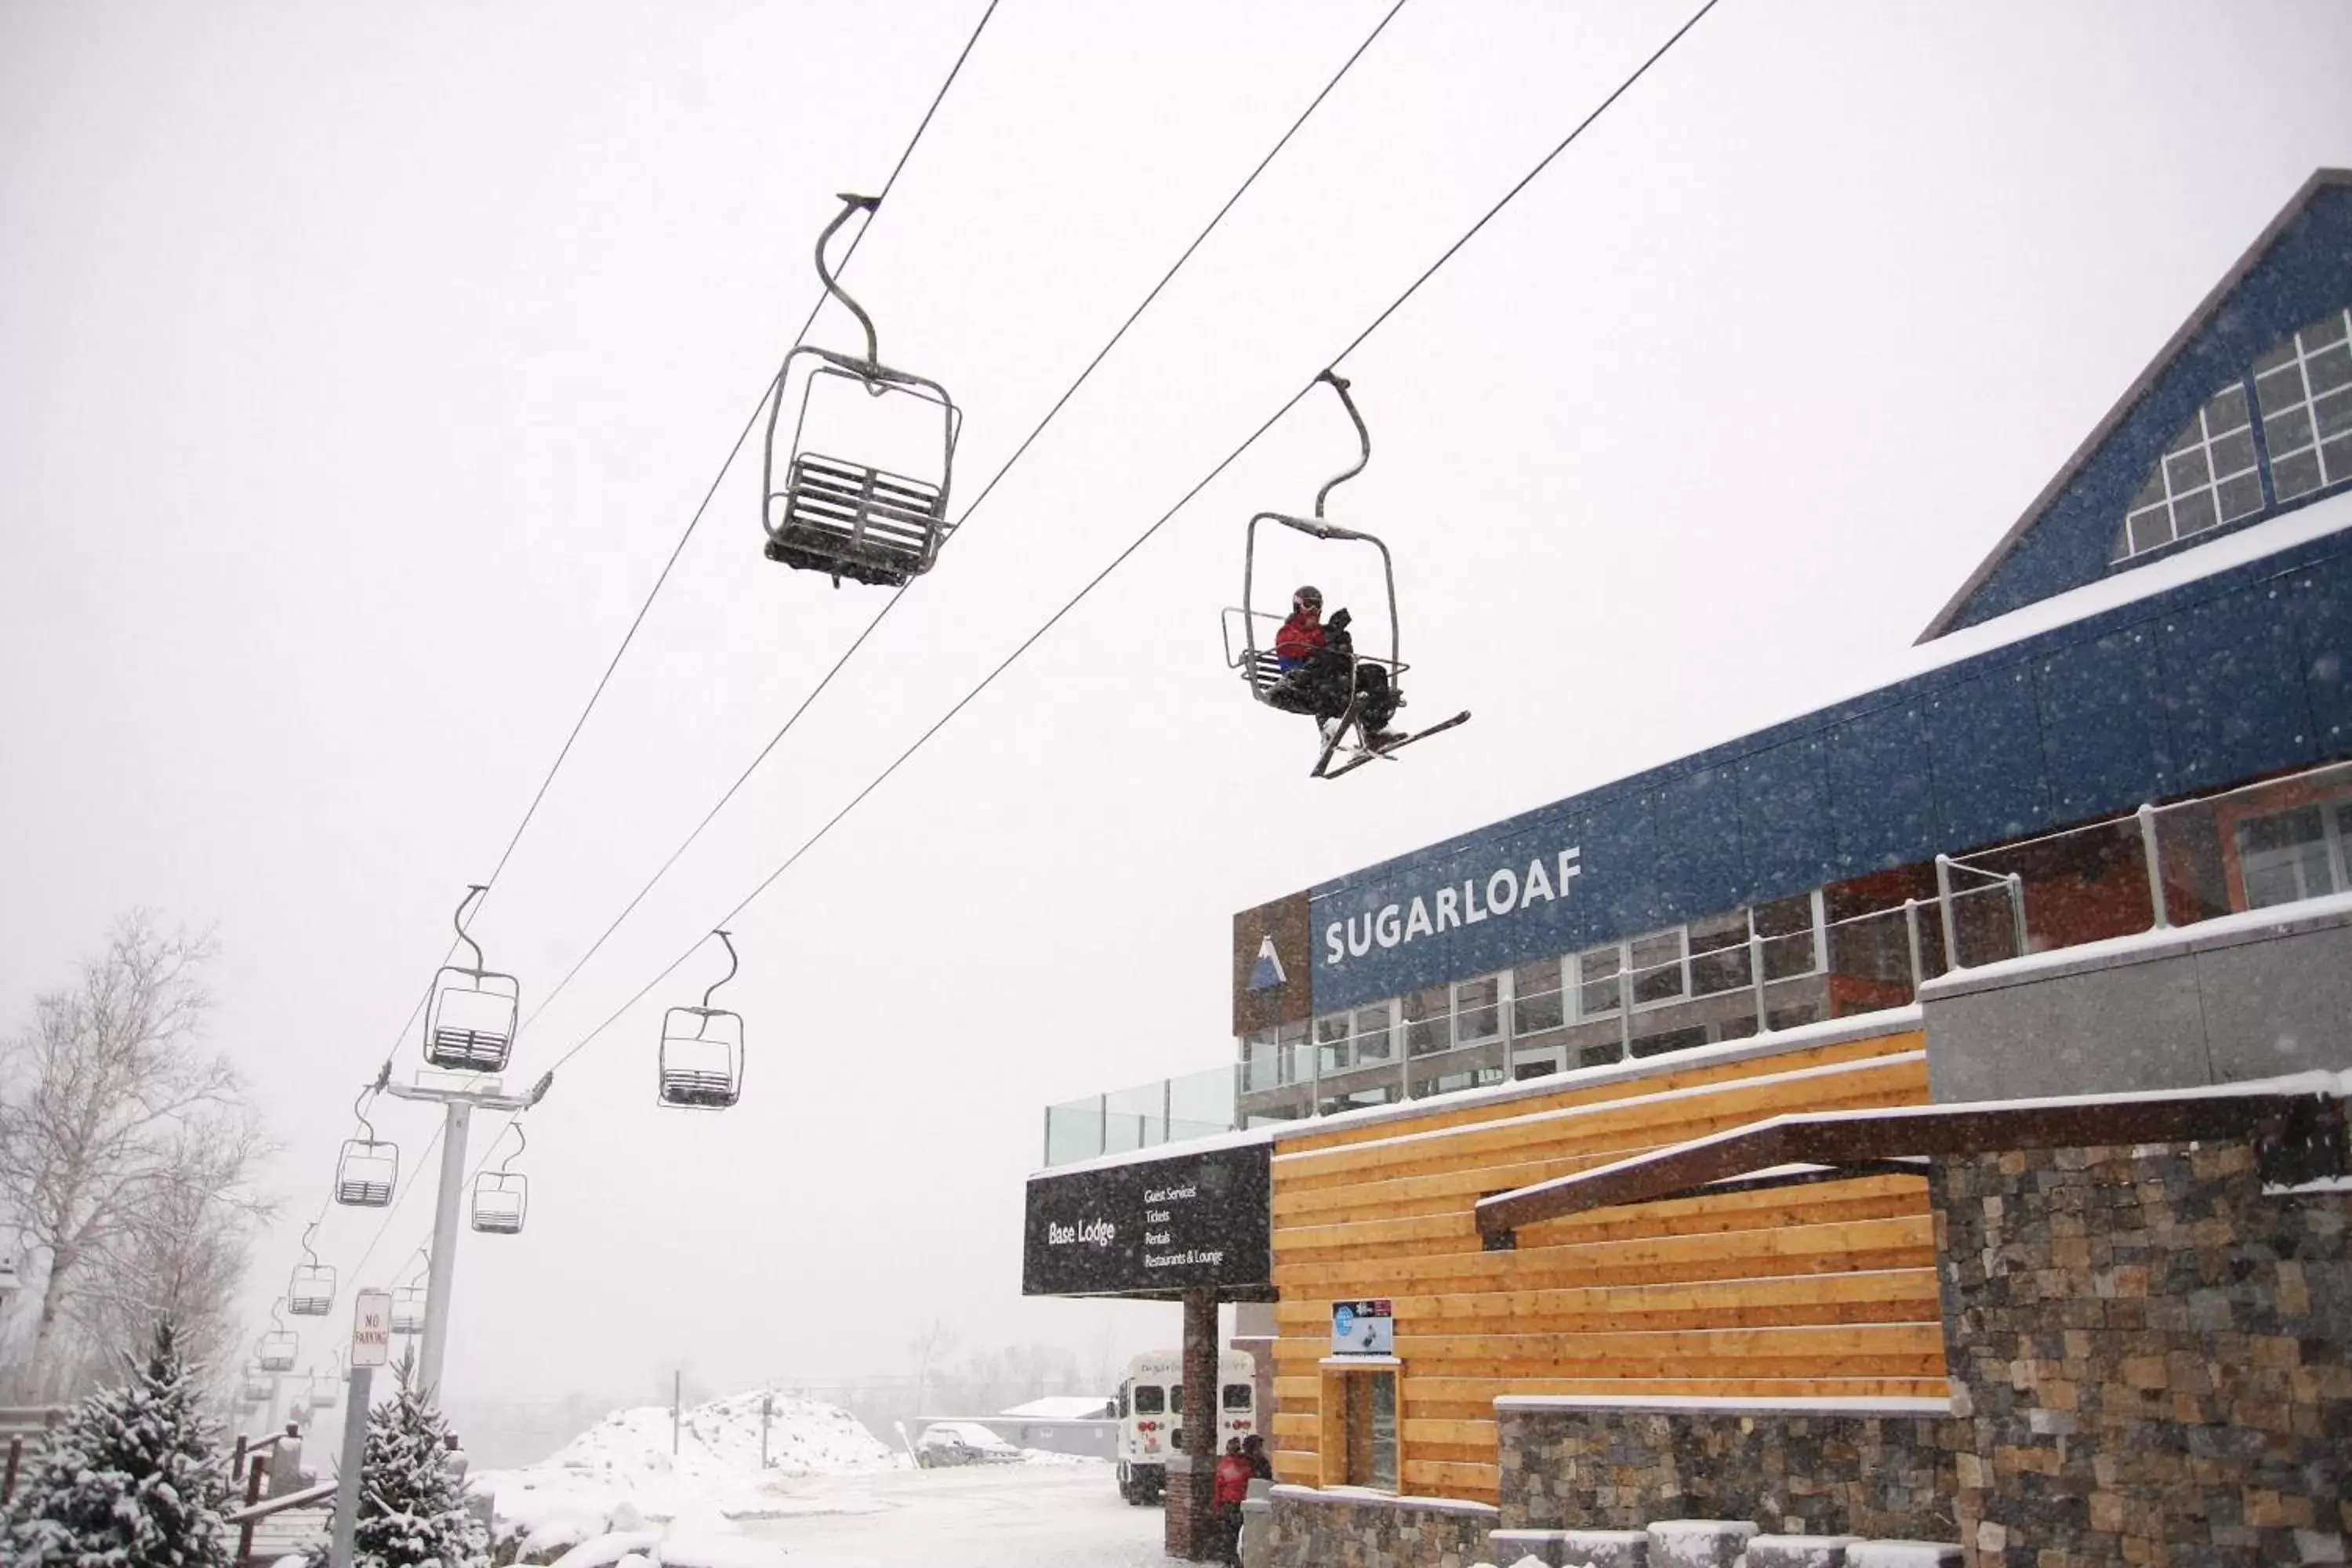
[1330,1298,1393,1356]
[1022,1142,1272,1299]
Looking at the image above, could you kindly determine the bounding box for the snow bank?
[480,1389,900,1554]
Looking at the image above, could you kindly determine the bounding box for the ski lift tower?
[381,1068,553,1399]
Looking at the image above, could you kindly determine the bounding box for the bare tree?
[0,913,273,1399]
[906,1320,957,1416]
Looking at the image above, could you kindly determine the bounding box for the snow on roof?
[996,1396,1112,1421]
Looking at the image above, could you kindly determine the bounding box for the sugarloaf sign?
[1023,1142,1272,1301]
[1323,845,1581,965]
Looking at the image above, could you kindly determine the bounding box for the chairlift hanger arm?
[815,194,884,368]
[1312,371,1370,520]
[450,884,489,973]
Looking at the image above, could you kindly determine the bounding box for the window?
[1754,891,1822,981]
[1316,1012,1352,1075]
[1352,1003,1393,1063]
[1686,911,1752,996]
[1222,1384,1253,1412]
[1454,976,1501,1043]
[1169,1385,1183,1414]
[1628,928,1686,1006]
[1403,986,1450,1056]
[1511,956,1565,1034]
[1576,945,1622,1015]
[1319,1084,1399,1116]
[2256,307,2352,503]
[2238,803,2350,908]
[1132,1385,1164,1415]
[2114,382,2262,560]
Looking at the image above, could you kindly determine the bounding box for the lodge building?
[1026,170,2352,1566]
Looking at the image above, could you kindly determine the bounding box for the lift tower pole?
[383,1072,551,1400]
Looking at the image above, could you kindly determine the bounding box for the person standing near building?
[1213,1436,1254,1566]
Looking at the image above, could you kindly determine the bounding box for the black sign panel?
[1022,1142,1272,1299]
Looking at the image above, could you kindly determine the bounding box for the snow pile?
[541,1506,788,1568]
[478,1391,899,1556]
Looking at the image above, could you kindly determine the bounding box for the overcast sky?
[5,1,2351,1410]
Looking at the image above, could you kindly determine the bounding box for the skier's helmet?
[1292,585,1323,612]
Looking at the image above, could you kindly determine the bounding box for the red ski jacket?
[1213,1454,1254,1505]
[1273,612,1326,670]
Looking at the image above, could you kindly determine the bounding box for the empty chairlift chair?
[425,884,520,1073]
[287,1224,335,1316]
[256,1310,298,1374]
[658,930,745,1111]
[391,1253,428,1335]
[1221,371,1468,780]
[334,1092,398,1207]
[470,1126,528,1235]
[760,194,961,589]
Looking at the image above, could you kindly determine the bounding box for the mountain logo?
[1247,935,1287,992]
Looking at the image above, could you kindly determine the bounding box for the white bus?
[1114,1348,1258,1504]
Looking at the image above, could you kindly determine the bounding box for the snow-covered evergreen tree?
[0,1316,230,1568]
[356,1352,487,1568]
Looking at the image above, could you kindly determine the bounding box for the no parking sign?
[352,1290,392,1368]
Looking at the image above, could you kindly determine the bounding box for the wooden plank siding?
[1263,1029,1941,1501]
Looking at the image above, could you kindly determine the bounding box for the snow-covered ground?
[481,1389,1135,1567]
[734,1458,1156,1568]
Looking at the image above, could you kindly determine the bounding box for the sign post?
[330,1290,392,1568]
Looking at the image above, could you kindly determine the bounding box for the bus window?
[1170,1385,1183,1414]
[1117,1385,1131,1417]
[1222,1383,1252,1410]
[1133,1385,1164,1415]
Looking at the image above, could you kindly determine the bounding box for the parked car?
[915,1421,1023,1468]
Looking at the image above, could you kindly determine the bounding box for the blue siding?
[1301,524,2352,1014]
[1828,703,1936,874]
[2032,622,2172,815]
[2158,579,2315,789]
[1924,663,2049,846]
[2288,552,2352,753]
[1652,766,1744,921]
[1737,738,1835,894]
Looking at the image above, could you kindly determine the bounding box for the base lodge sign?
[1023,1143,1271,1300]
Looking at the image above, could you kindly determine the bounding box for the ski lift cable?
[285,0,1002,1286]
[456,0,1004,938]
[484,0,1726,1114]
[398,0,1722,1234]
[505,0,1417,1046]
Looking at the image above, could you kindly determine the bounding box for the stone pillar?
[1166,1287,1221,1560]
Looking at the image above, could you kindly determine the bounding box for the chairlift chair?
[658,930,745,1110]
[334,1090,398,1207]
[470,1126,528,1234]
[257,1301,298,1372]
[424,885,521,1073]
[241,1365,273,1404]
[391,1252,428,1334]
[761,194,963,589]
[1221,372,1470,780]
[287,1223,335,1316]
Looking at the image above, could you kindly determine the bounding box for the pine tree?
[0,1317,231,1568]
[355,1352,487,1568]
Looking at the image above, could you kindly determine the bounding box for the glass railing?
[1040,1065,1238,1167]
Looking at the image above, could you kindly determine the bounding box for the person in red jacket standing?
[1268,585,1403,750]
[1212,1436,1254,1566]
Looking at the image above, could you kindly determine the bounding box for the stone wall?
[1494,1400,1961,1541]
[1262,1484,1497,1568]
[1936,1140,2352,1565]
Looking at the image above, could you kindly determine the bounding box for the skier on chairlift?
[1271,585,1404,751]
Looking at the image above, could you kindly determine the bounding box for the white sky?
[5,1,2350,1408]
